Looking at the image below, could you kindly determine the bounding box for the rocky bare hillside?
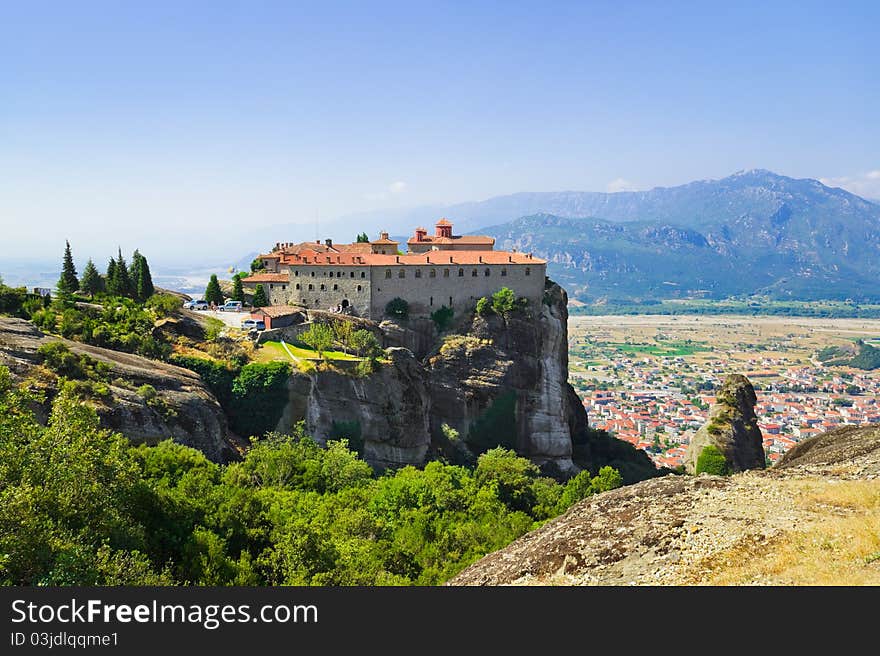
[450,425,880,586]
[0,316,239,462]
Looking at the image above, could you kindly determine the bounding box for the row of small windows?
[384,267,527,279]
[295,283,364,292]
[294,270,366,279]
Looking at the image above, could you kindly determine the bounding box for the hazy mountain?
[479,171,880,302]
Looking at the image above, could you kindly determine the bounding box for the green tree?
[475,447,540,513]
[491,287,516,316]
[57,241,79,295]
[356,232,370,243]
[350,329,381,358]
[300,323,334,360]
[590,466,624,493]
[107,248,132,298]
[132,250,155,301]
[105,258,118,295]
[205,275,225,306]
[250,258,265,273]
[251,284,268,308]
[476,297,492,315]
[231,274,244,302]
[385,297,409,320]
[694,444,731,476]
[79,259,103,297]
[332,319,354,354]
[430,305,454,331]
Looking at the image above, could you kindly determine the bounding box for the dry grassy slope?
[450,425,880,586]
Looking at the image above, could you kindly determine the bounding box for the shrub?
[695,444,731,476]
[491,287,516,315]
[476,297,492,315]
[385,297,409,320]
[137,384,158,402]
[350,329,382,358]
[328,420,364,456]
[430,305,454,332]
[229,361,292,438]
[146,293,183,317]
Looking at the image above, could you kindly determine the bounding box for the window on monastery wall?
[430,296,433,306]
[444,269,450,277]
[472,269,477,277]
[320,284,325,291]
[361,272,366,278]
[385,269,392,279]
[350,272,355,278]
[269,284,274,289]
[501,269,507,277]
[308,284,314,290]
[282,285,286,290]
[458,269,464,277]
[525,267,530,276]
[429,269,436,278]
[357,285,362,292]
[311,271,315,277]
[415,269,422,278]
[294,270,299,277]
[333,284,338,291]
[484,268,490,276]
[296,284,301,290]
[399,270,405,278]
[449,296,453,306]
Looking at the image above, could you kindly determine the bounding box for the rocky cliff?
[451,424,880,586]
[684,374,765,474]
[274,280,630,476]
[0,317,239,462]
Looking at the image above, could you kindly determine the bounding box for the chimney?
[325,238,333,248]
[508,255,512,262]
[396,255,400,263]
[478,255,483,263]
[426,255,430,263]
[449,256,454,263]
[380,231,389,240]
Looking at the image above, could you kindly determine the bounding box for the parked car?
[219,301,243,312]
[184,299,209,310]
[241,319,265,330]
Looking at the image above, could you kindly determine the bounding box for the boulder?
[685,374,765,474]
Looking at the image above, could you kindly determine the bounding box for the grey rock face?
[685,374,765,474]
[0,317,238,462]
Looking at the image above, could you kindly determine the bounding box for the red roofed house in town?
[240,220,546,320]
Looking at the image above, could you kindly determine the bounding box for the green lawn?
[606,341,709,357]
[256,340,361,362]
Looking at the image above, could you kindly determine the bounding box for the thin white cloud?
[819,170,880,199]
[364,180,407,201]
[606,177,638,193]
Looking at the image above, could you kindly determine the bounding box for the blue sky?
[1,1,878,263]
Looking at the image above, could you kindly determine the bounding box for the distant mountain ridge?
[476,170,880,301]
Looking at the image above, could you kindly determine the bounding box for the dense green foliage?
[205,275,224,306]
[231,274,245,302]
[79,259,103,296]
[476,297,492,316]
[251,284,268,308]
[571,298,880,318]
[849,340,880,370]
[356,232,370,243]
[106,249,132,298]
[29,296,171,360]
[385,297,409,320]
[169,356,290,438]
[57,241,79,296]
[349,329,382,358]
[251,258,266,273]
[467,390,517,453]
[0,368,623,585]
[430,305,454,331]
[491,287,516,315]
[694,444,731,476]
[299,323,334,359]
[131,250,155,301]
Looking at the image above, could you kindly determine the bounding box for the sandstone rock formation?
[274,280,605,475]
[0,317,239,462]
[685,374,765,474]
[450,424,880,586]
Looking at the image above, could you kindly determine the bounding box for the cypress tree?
[251,284,268,308]
[57,241,79,295]
[231,274,244,302]
[132,250,155,301]
[114,248,132,298]
[105,258,118,295]
[205,274,224,306]
[80,259,103,296]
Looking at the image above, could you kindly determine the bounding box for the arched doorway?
[341,299,349,309]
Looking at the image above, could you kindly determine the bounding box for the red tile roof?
[242,273,290,283]
[251,305,301,318]
[266,249,544,267]
[406,235,495,245]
